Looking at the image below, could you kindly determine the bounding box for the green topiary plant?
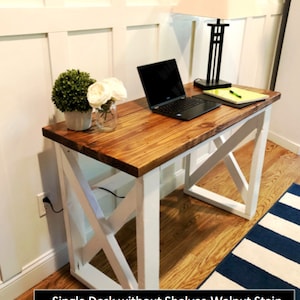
[52,69,96,112]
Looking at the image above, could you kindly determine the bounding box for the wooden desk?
[42,83,280,290]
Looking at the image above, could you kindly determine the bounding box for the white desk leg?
[245,106,271,217]
[136,168,160,289]
[184,107,271,219]
[55,143,80,274]
[55,144,139,289]
[55,143,161,289]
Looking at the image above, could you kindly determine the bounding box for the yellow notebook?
[204,87,269,105]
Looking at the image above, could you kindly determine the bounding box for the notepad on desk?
[203,87,269,105]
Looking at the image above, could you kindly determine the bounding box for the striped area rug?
[199,183,300,299]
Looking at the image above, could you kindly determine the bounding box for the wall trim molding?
[268,131,300,155]
[0,245,68,299]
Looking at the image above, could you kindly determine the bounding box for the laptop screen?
[137,59,186,108]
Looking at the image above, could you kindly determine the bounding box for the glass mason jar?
[95,101,117,132]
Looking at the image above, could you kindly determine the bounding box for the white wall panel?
[68,28,113,79]
[238,13,281,88]
[270,0,300,153]
[0,33,62,278]
[221,19,245,84]
[257,14,281,88]
[0,149,21,282]
[126,24,159,99]
[163,17,193,81]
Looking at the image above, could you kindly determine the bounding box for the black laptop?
[137,59,220,120]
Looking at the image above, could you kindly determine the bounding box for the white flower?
[102,77,127,101]
[87,77,127,109]
[87,81,112,108]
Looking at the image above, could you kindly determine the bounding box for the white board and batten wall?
[270,0,300,154]
[0,0,286,298]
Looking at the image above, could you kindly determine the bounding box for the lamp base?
[194,78,231,90]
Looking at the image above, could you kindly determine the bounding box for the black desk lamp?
[173,0,258,90]
[194,18,231,90]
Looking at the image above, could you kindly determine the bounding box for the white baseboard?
[268,131,300,155]
[160,168,185,198]
[0,244,68,299]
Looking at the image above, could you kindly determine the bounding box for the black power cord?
[42,188,124,215]
[43,197,63,214]
[98,187,125,199]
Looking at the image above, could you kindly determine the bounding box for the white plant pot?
[64,110,92,131]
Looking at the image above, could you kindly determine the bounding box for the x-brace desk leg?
[184,107,271,219]
[55,144,160,289]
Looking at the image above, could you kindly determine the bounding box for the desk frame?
[184,107,271,219]
[54,104,271,290]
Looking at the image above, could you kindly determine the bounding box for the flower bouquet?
[87,77,127,131]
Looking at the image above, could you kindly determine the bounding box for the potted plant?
[52,69,96,130]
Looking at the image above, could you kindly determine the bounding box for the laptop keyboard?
[157,97,205,114]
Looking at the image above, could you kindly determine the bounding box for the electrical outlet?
[37,192,48,217]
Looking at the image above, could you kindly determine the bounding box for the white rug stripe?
[200,272,245,290]
[233,239,300,287]
[258,213,300,243]
[279,192,300,210]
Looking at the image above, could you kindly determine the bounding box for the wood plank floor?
[17,140,300,299]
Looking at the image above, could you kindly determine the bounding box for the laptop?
[137,59,220,120]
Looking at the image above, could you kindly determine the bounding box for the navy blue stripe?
[269,202,300,225]
[246,225,300,263]
[217,254,299,296]
[287,183,300,196]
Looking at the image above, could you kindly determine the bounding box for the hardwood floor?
[17,140,300,299]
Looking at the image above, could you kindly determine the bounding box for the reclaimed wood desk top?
[42,83,280,177]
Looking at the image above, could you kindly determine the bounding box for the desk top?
[43,83,280,177]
